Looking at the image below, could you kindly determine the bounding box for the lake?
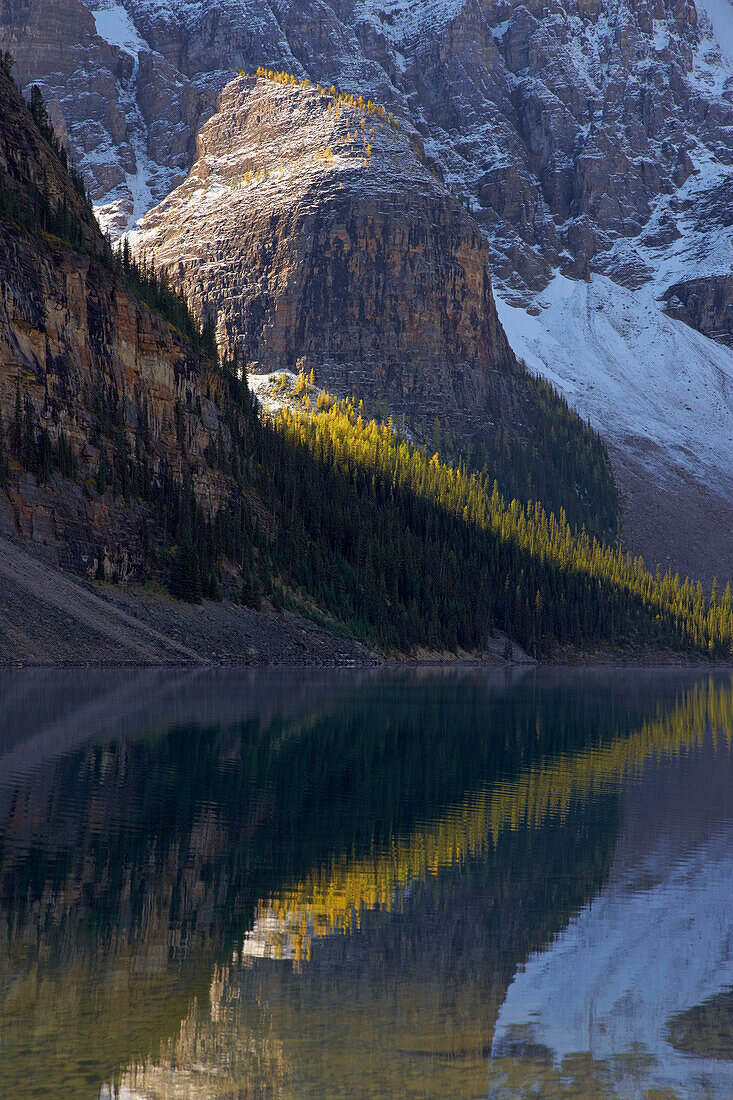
[0,667,732,1098]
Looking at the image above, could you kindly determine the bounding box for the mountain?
[1,14,732,663]
[0,61,370,664]
[128,69,621,537]
[2,0,730,582]
[129,72,516,433]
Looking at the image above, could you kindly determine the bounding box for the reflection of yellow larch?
[244,677,732,962]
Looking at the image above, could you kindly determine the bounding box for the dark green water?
[0,667,732,1099]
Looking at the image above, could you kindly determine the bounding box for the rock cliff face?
[0,67,229,580]
[2,0,731,299]
[132,75,515,430]
[664,275,733,345]
[0,0,216,234]
[0,224,230,580]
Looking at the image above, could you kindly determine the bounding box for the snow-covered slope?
[357,0,465,42]
[91,1,146,55]
[496,275,733,497]
[696,0,733,66]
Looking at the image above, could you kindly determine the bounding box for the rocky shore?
[0,535,376,667]
[3,534,728,671]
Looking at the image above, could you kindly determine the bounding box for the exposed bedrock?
[133,76,518,433]
[663,275,733,346]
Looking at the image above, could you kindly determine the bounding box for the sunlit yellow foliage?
[270,400,733,658]
[251,66,401,131]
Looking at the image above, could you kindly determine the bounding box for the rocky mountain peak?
[132,71,515,429]
[3,0,730,301]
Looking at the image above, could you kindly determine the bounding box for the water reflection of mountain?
[491,700,733,1098]
[0,667,379,777]
[0,670,730,1099]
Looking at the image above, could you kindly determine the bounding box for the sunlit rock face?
[130,75,515,428]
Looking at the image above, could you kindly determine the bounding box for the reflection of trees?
[4,671,682,950]
[117,798,618,1100]
[119,985,291,1100]
[0,673,730,1098]
[257,677,733,960]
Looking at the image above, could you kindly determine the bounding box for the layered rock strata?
[0,68,229,580]
[132,74,517,432]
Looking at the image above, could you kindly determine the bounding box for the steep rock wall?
[0,69,228,578]
[0,227,228,578]
[664,275,733,346]
[132,76,517,432]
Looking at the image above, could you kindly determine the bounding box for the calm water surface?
[0,667,732,1098]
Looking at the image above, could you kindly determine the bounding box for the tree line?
[420,369,619,543]
[3,340,731,657]
[250,399,732,656]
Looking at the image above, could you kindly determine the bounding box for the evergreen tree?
[169,534,202,603]
[38,426,53,484]
[23,399,38,474]
[240,563,261,608]
[0,408,8,487]
[11,380,23,459]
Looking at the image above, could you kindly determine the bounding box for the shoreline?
[1,536,730,673]
[2,654,731,672]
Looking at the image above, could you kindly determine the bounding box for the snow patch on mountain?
[640,160,733,288]
[496,274,733,499]
[123,0,277,29]
[695,0,733,67]
[358,0,465,42]
[91,1,147,58]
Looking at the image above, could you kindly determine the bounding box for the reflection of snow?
[240,911,299,961]
[492,823,733,1096]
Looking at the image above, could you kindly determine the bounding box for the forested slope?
[0,60,731,661]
